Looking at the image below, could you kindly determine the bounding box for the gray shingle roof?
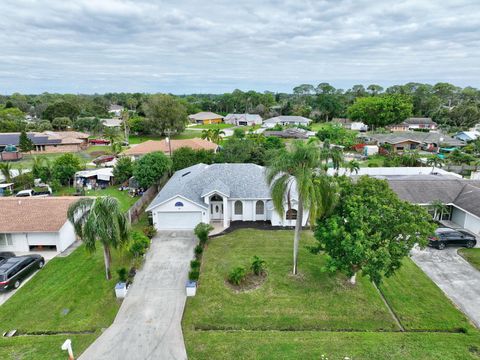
[146,163,271,210]
[405,117,436,125]
[369,132,464,147]
[224,114,262,123]
[264,116,312,125]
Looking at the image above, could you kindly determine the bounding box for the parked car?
[16,186,52,197]
[428,228,477,250]
[89,138,110,145]
[0,252,15,264]
[0,255,45,291]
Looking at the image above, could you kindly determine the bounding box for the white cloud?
[0,0,479,93]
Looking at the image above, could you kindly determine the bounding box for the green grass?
[55,186,137,212]
[310,122,329,131]
[189,123,233,130]
[360,154,386,167]
[183,229,478,360]
[0,334,98,360]
[0,245,131,334]
[128,130,200,144]
[458,248,480,271]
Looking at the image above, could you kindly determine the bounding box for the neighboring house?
[188,112,224,125]
[0,197,80,252]
[224,114,262,126]
[145,163,308,231]
[108,105,124,117]
[264,128,316,139]
[455,131,480,142]
[0,183,13,196]
[332,118,368,131]
[122,138,218,159]
[263,116,312,128]
[366,132,464,152]
[1,144,22,161]
[0,131,89,154]
[385,174,480,236]
[75,168,114,189]
[102,118,122,128]
[0,169,30,183]
[388,118,438,132]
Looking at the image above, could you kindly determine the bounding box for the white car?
[16,186,52,197]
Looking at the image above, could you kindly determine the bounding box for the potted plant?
[115,268,128,299]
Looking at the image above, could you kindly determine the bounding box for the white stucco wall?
[150,196,207,230]
[0,233,29,252]
[451,207,480,236]
[57,221,77,252]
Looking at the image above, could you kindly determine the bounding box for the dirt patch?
[288,271,306,282]
[89,150,109,158]
[226,273,267,293]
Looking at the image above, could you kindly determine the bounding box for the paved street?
[79,231,196,360]
[411,245,480,328]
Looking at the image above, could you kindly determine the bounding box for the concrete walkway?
[79,231,196,360]
[411,246,480,328]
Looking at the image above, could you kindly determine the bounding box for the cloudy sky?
[0,0,479,94]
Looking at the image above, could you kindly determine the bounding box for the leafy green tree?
[35,120,53,132]
[18,130,34,153]
[132,152,172,188]
[32,157,53,182]
[68,196,129,280]
[311,176,435,284]
[113,156,134,184]
[315,123,357,147]
[348,95,413,130]
[266,140,339,274]
[52,153,82,185]
[128,115,148,134]
[143,94,188,135]
[42,101,79,121]
[51,117,72,130]
[171,147,215,171]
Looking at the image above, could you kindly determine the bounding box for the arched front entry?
[210,194,224,221]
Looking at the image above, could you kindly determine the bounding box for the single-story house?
[385,174,480,236]
[75,168,114,189]
[146,163,308,231]
[332,118,368,131]
[224,114,262,126]
[263,116,312,128]
[108,104,124,117]
[264,128,316,139]
[387,123,410,132]
[388,118,438,132]
[188,112,224,125]
[0,131,89,154]
[122,138,218,159]
[455,131,480,142]
[365,132,464,152]
[0,197,80,252]
[102,118,123,128]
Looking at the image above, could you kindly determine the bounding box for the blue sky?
[0,0,479,94]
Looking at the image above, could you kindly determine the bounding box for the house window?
[234,201,243,215]
[255,201,264,215]
[0,234,13,246]
[174,201,184,207]
[286,209,297,220]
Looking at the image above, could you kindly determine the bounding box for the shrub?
[189,269,200,281]
[142,225,157,239]
[117,267,128,283]
[194,222,214,246]
[250,255,267,276]
[128,231,150,257]
[228,266,247,286]
[190,259,201,270]
[194,245,203,259]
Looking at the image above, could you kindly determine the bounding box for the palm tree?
[320,139,344,173]
[345,160,360,175]
[267,140,338,274]
[431,200,449,221]
[201,128,225,144]
[68,196,130,280]
[201,129,213,142]
[103,127,122,152]
[0,162,12,182]
[427,156,444,173]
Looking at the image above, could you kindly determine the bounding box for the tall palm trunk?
[103,245,112,280]
[293,197,304,275]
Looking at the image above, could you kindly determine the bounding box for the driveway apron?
[79,231,196,360]
[411,246,480,328]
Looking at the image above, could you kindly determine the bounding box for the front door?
[211,201,223,220]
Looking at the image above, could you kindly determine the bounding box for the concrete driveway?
[411,246,480,328]
[79,231,196,360]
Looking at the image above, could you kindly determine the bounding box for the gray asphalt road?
[79,231,196,360]
[411,245,480,328]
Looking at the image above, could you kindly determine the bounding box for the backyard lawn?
[459,248,480,271]
[183,229,480,359]
[189,123,233,130]
[128,130,201,144]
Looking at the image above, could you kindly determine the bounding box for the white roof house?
[146,163,308,231]
[455,131,480,142]
[224,114,262,126]
[263,116,312,128]
[102,118,123,128]
[108,105,124,117]
[75,168,114,187]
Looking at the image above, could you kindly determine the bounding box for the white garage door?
[155,211,202,230]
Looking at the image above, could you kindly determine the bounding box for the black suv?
[0,252,15,264]
[428,228,477,250]
[0,255,45,291]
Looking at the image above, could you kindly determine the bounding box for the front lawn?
[458,248,480,271]
[189,123,233,130]
[183,229,478,359]
[56,186,137,212]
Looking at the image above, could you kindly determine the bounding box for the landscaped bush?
[194,245,203,259]
[194,222,214,246]
[189,269,200,281]
[128,231,150,257]
[227,266,247,286]
[250,255,267,276]
[190,259,201,270]
[142,225,157,239]
[116,267,128,283]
